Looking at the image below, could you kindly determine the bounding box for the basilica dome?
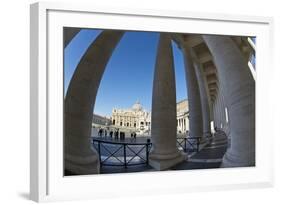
[132,100,143,111]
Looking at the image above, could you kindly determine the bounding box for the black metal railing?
[177,131,214,153]
[93,133,214,168]
[92,138,152,168]
[177,137,201,152]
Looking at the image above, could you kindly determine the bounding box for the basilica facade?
[111,101,151,134]
[110,100,189,135]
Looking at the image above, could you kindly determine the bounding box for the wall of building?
[92,114,112,126]
[176,99,189,134]
[111,101,151,134]
[99,100,191,136]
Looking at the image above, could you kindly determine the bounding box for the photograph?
[63,28,256,176]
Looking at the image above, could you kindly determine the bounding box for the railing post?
[98,141,102,167]
[124,144,127,168]
[146,144,149,165]
[146,139,151,165]
[184,137,187,152]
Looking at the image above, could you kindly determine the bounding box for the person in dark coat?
[98,128,102,137]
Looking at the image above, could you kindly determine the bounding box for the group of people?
[97,128,137,140]
[130,132,137,139]
[98,128,116,138]
[97,128,108,137]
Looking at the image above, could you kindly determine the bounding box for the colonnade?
[64,29,255,174]
[177,117,188,133]
[203,35,255,167]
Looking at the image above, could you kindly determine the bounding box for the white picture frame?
[30,2,274,202]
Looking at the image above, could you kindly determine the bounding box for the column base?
[220,151,255,168]
[64,153,100,175]
[149,151,185,171]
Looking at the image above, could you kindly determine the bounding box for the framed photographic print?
[30,1,274,202]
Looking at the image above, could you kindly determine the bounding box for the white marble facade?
[176,99,189,134]
[109,100,189,135]
[111,101,151,134]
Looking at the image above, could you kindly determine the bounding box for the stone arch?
[64,30,124,175]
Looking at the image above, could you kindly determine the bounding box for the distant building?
[111,101,151,134]
[176,99,189,134]
[92,114,112,127]
[110,99,189,135]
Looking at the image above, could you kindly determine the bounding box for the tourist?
[98,128,102,137]
[115,130,119,139]
[133,132,136,139]
[120,132,124,140]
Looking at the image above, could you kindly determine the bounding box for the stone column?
[181,119,183,131]
[220,90,226,129]
[194,61,211,138]
[182,47,204,139]
[65,30,124,174]
[212,100,216,128]
[203,35,255,167]
[209,99,214,123]
[215,93,219,128]
[149,33,184,170]
[220,91,226,131]
[218,88,223,130]
[213,98,218,128]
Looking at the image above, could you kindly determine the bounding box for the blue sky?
[64,29,187,116]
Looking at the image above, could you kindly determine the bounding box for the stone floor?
[171,131,228,171]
